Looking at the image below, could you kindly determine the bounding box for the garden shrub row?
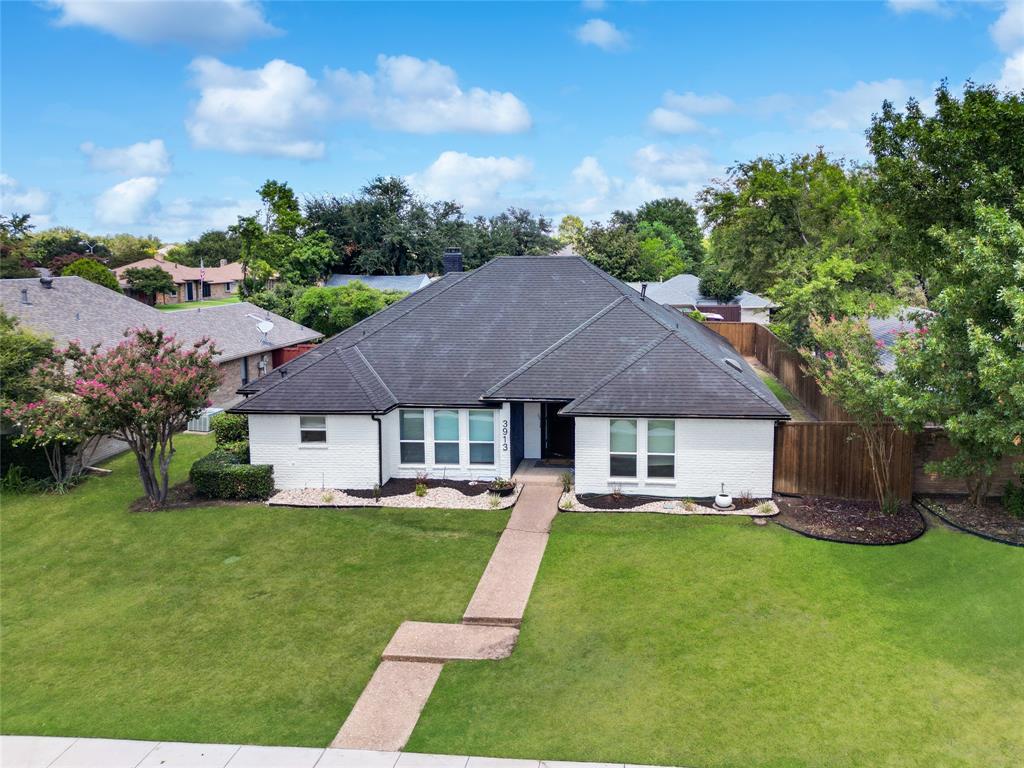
[211,412,248,445]
[189,448,273,500]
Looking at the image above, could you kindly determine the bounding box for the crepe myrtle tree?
[71,328,221,505]
[802,314,911,514]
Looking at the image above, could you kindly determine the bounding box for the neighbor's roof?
[867,306,933,372]
[113,257,243,285]
[324,274,432,292]
[233,256,788,420]
[627,273,776,310]
[0,277,320,363]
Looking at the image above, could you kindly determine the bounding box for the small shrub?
[321,491,335,504]
[1,466,43,494]
[219,440,250,462]
[488,493,501,509]
[559,496,575,511]
[415,470,429,484]
[490,477,514,490]
[559,471,573,493]
[373,483,381,502]
[190,449,274,500]
[211,412,249,445]
[681,498,696,512]
[610,483,623,500]
[414,482,428,498]
[756,501,774,515]
[739,489,753,504]
[1004,478,1024,519]
[687,309,705,323]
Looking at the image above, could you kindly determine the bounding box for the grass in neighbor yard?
[0,433,508,746]
[751,365,814,422]
[409,514,1024,768]
[155,296,241,311]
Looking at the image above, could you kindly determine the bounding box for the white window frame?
[299,415,327,445]
[432,409,460,466]
[469,410,496,466]
[399,409,426,465]
[609,419,638,479]
[646,419,675,481]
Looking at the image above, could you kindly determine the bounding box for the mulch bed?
[576,493,765,511]
[918,496,1024,546]
[129,482,249,512]
[773,495,925,545]
[347,478,493,499]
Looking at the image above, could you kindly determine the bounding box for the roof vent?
[640,283,648,300]
[723,358,743,373]
[39,276,53,289]
[20,287,30,305]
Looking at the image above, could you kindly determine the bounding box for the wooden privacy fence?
[709,322,849,421]
[773,422,915,501]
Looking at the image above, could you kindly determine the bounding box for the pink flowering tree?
[70,328,221,505]
[4,356,104,486]
[802,314,914,513]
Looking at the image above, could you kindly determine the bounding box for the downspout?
[371,414,383,487]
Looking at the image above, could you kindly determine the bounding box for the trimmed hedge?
[211,412,248,445]
[190,449,273,500]
[219,440,250,463]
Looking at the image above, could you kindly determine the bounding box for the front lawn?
[0,434,507,746]
[155,296,241,311]
[409,514,1024,768]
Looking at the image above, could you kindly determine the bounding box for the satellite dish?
[247,313,274,343]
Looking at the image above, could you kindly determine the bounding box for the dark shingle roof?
[232,256,788,420]
[627,273,776,309]
[0,277,320,363]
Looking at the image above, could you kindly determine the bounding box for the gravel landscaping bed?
[774,495,925,545]
[917,496,1024,546]
[269,483,521,510]
[560,491,778,516]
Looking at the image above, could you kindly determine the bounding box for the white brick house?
[234,254,789,497]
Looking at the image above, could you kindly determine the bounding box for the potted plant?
[714,483,733,509]
[489,477,516,497]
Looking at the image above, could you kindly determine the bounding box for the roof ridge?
[562,331,675,412]
[573,257,785,417]
[482,296,627,397]
[340,346,391,412]
[354,344,397,406]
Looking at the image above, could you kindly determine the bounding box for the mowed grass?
[155,296,241,311]
[0,434,507,746]
[409,514,1024,768]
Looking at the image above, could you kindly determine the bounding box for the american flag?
[199,256,206,282]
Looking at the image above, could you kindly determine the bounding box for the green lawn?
[155,296,241,311]
[409,514,1024,768]
[0,434,508,746]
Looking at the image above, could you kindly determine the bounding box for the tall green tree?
[123,266,177,302]
[890,205,1024,504]
[100,233,161,267]
[637,198,704,268]
[166,230,240,268]
[62,258,120,291]
[0,311,54,405]
[868,82,1024,298]
[292,283,406,336]
[0,214,37,277]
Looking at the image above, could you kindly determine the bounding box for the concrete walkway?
[331,484,562,752]
[0,735,685,768]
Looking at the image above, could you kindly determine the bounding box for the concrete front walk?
[382,622,519,663]
[0,736,687,768]
[331,484,562,752]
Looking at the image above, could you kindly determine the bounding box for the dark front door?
[185,282,194,301]
[542,402,574,459]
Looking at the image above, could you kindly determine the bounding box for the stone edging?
[914,496,1024,548]
[772,506,928,547]
[557,491,778,517]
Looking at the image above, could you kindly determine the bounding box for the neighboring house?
[325,274,433,292]
[628,274,777,324]
[867,306,933,372]
[233,255,789,497]
[0,276,321,406]
[113,253,244,305]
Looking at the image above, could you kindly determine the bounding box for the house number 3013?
[501,419,509,452]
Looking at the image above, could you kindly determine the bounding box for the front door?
[542,402,574,459]
[185,282,194,301]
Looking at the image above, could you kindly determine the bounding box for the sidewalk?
[0,735,677,768]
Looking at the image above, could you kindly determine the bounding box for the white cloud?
[647,108,703,134]
[407,151,533,210]
[991,2,1024,52]
[153,195,258,242]
[81,139,171,175]
[328,54,531,133]
[663,91,736,114]
[647,90,734,134]
[94,177,162,225]
[575,19,628,51]
[998,49,1024,91]
[631,144,716,185]
[47,0,279,46]
[581,0,606,10]
[186,57,329,158]
[807,78,923,130]
[886,0,952,16]
[0,175,53,221]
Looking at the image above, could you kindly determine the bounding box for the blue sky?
[1,0,1022,241]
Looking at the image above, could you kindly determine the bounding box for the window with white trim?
[433,409,460,465]
[399,409,425,464]
[469,410,496,465]
[299,415,326,443]
[647,420,675,479]
[609,419,637,477]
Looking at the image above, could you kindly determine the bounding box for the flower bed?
[774,495,925,545]
[917,496,1024,546]
[269,482,521,510]
[560,491,778,516]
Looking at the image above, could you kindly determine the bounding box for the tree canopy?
[61,258,120,291]
[123,266,177,300]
